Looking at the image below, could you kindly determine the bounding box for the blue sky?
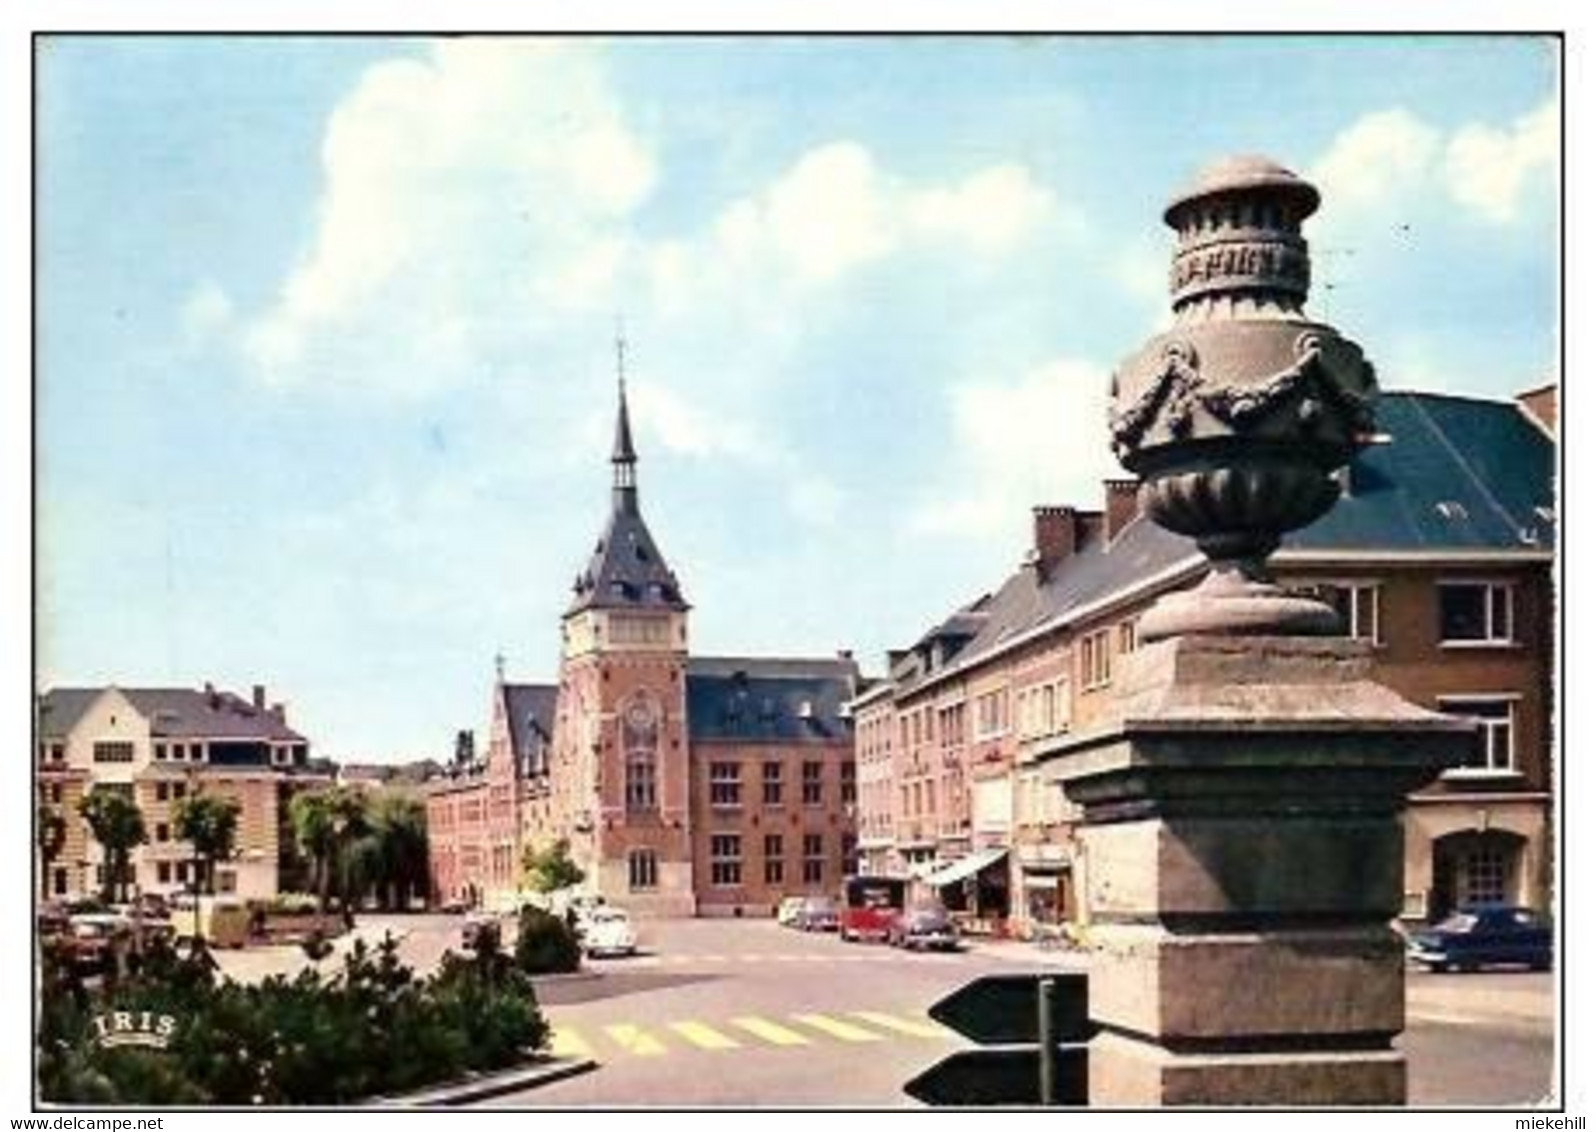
[35,35,1559,760]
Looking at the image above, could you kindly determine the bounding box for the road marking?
[729,1016,812,1046]
[801,955,829,962]
[669,1020,742,1050]
[793,1013,885,1042]
[849,1011,949,1039]
[549,1028,594,1059]
[604,1024,667,1057]
[772,954,800,962]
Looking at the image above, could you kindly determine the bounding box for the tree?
[78,789,146,904]
[368,791,429,911]
[172,794,241,896]
[289,787,368,921]
[522,838,584,895]
[38,804,67,902]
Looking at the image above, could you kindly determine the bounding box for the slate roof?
[686,655,860,744]
[889,390,1555,699]
[37,686,307,742]
[501,683,557,760]
[568,383,689,615]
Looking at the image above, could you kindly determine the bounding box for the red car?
[839,876,908,942]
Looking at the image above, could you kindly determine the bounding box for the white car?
[581,908,637,958]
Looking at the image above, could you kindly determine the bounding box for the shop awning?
[922,847,1009,888]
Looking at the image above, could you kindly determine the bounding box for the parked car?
[776,897,806,927]
[888,904,960,951]
[1407,905,1552,973]
[794,896,840,932]
[582,908,638,958]
[64,913,132,973]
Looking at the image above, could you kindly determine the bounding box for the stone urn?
[1110,156,1379,641]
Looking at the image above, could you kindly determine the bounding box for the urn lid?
[1163,155,1320,229]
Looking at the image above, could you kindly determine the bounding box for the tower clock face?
[623,695,660,753]
[625,699,656,730]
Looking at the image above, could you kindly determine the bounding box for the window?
[1461,847,1508,906]
[156,823,169,843]
[762,761,783,806]
[154,744,167,761]
[628,849,658,891]
[217,870,237,895]
[1081,630,1112,689]
[172,783,187,801]
[840,761,856,806]
[842,834,858,876]
[92,741,134,764]
[764,834,784,885]
[1305,582,1382,643]
[155,782,169,802]
[53,868,67,895]
[803,834,825,884]
[1117,620,1138,654]
[1439,582,1514,645]
[1438,698,1517,774]
[710,835,742,887]
[711,762,743,808]
[49,783,62,804]
[974,689,1009,739]
[802,761,823,806]
[174,862,189,885]
[623,695,660,812]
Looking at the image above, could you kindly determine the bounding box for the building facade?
[35,683,323,903]
[426,679,556,910]
[428,379,860,916]
[853,388,1556,935]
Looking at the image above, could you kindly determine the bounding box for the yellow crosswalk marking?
[730,1016,812,1047]
[849,1011,949,1039]
[550,1027,594,1059]
[669,1020,741,1050]
[604,1023,667,1057]
[793,1013,885,1042]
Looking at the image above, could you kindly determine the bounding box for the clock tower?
[550,356,696,916]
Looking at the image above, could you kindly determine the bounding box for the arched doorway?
[1429,829,1527,919]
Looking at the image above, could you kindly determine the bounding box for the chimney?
[204,681,219,709]
[1104,478,1142,541]
[271,701,286,723]
[1032,505,1078,576]
[253,684,266,710]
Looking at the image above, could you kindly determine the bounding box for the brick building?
[35,683,325,902]
[428,378,860,915]
[427,679,555,909]
[853,388,1555,935]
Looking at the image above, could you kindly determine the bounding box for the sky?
[33,34,1560,761]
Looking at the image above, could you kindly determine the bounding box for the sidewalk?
[212,923,411,984]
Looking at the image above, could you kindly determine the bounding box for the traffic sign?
[928,972,1092,1045]
[903,1046,1088,1107]
[906,972,1096,1107]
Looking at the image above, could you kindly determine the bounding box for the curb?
[381,1056,599,1106]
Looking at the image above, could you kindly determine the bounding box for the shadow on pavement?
[536,970,723,1006]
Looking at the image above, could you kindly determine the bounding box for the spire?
[611,329,639,507]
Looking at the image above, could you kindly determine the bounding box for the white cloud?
[628,380,765,463]
[652,140,1062,308]
[1311,99,1556,229]
[241,40,656,393]
[1445,98,1557,224]
[1311,108,1440,212]
[908,356,1119,541]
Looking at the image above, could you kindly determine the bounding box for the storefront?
[919,846,1010,934]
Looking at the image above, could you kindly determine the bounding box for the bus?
[840,875,909,942]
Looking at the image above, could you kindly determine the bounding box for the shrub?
[300,931,333,961]
[37,935,548,1105]
[514,907,581,975]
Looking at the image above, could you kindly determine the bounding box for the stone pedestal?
[1043,635,1471,1106]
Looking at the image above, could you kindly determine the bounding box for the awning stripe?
[921,846,1009,887]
